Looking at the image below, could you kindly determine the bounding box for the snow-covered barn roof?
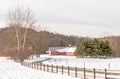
[49,47,76,53]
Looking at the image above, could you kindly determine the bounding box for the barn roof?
[49,47,76,52]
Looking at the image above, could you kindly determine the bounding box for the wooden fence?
[21,62,120,79]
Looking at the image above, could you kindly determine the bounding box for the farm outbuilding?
[46,47,76,56]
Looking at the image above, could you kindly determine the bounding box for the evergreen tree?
[75,38,112,58]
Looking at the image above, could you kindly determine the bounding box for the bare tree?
[7,6,36,61]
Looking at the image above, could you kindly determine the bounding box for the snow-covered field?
[27,54,120,70]
[0,57,79,79]
[1,55,120,79]
[24,54,120,79]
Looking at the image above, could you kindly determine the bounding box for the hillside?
[0,26,80,57]
[102,36,120,57]
[0,26,120,58]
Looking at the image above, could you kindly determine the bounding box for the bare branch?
[7,6,36,61]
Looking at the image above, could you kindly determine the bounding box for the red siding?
[47,48,75,56]
[66,52,74,56]
[48,51,74,56]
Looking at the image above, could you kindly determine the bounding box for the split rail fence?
[22,62,120,79]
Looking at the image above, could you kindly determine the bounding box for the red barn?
[46,47,76,56]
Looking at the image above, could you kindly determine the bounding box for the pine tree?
[75,38,112,58]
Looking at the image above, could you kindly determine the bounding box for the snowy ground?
[24,54,120,79]
[26,54,120,70]
[0,57,80,79]
[1,55,120,79]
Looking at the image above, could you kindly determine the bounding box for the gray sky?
[0,0,120,37]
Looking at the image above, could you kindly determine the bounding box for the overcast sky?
[0,0,120,37]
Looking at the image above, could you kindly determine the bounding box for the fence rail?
[22,62,120,79]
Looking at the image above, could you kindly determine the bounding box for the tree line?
[0,26,80,60]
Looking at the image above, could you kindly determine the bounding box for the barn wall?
[66,52,74,56]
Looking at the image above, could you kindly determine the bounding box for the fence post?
[29,62,30,68]
[28,62,29,67]
[75,67,77,77]
[29,62,30,67]
[62,65,63,74]
[56,65,58,73]
[35,63,37,69]
[93,68,96,79]
[34,63,35,69]
[33,63,34,69]
[22,62,24,66]
[35,62,36,69]
[30,63,31,68]
[26,62,28,67]
[105,69,107,79]
[52,64,53,72]
[27,62,28,66]
[40,63,42,70]
[21,62,23,65]
[23,62,24,66]
[83,68,86,79]
[32,63,33,69]
[29,62,31,68]
[30,63,32,68]
[68,66,70,76]
[25,62,28,66]
[38,62,40,70]
[34,63,36,69]
[37,62,38,70]
[23,62,25,66]
[47,64,48,72]
[44,64,45,71]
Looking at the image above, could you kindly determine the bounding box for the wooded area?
[0,26,80,60]
[1,26,120,59]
